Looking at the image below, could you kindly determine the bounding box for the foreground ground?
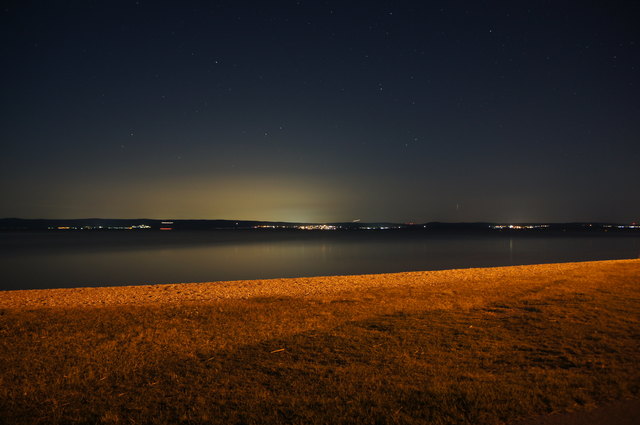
[1,259,639,424]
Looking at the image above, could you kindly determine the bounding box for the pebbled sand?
[2,258,639,309]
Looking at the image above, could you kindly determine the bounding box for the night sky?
[2,1,639,223]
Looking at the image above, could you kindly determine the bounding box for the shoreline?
[2,258,639,310]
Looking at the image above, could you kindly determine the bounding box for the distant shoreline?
[1,217,639,232]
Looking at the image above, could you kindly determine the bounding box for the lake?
[1,230,639,290]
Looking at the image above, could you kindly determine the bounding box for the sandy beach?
[1,259,639,424]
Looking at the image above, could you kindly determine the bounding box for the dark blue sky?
[2,1,639,223]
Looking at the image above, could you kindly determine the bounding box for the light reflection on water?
[1,231,639,290]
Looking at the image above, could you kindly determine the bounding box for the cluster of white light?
[491,224,550,230]
[49,224,152,230]
[360,226,399,230]
[253,225,295,229]
[296,224,337,230]
[253,224,405,230]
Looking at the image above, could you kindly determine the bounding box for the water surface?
[1,230,639,290]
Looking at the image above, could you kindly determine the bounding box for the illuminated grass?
[1,260,639,424]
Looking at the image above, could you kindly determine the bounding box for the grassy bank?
[1,260,639,424]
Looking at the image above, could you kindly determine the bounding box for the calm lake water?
[1,230,639,290]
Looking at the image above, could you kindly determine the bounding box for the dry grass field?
[1,259,639,424]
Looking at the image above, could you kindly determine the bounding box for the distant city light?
[50,224,153,230]
[252,224,402,230]
[491,224,550,230]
